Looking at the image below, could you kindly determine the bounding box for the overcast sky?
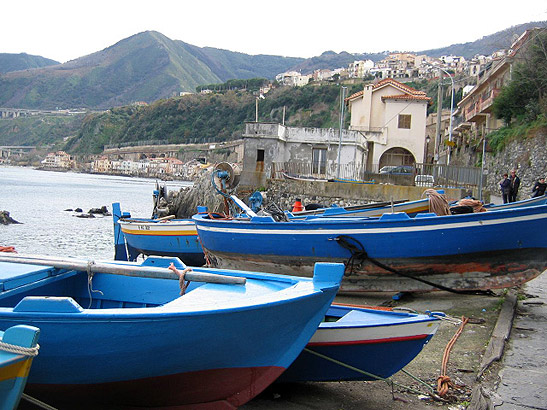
[2,0,546,63]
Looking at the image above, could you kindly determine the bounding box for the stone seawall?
[484,128,547,201]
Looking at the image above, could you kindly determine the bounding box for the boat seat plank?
[0,262,58,292]
[334,309,421,326]
[13,296,83,313]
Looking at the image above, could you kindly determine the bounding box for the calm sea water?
[0,166,191,259]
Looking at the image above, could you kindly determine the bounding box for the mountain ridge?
[0,22,545,109]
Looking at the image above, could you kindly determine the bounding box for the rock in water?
[0,211,21,225]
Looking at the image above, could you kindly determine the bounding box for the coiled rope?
[437,316,469,397]
[0,340,39,357]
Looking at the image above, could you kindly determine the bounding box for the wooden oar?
[0,254,246,285]
[292,199,409,216]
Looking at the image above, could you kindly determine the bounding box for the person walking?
[532,177,547,197]
[500,173,511,204]
[509,169,520,202]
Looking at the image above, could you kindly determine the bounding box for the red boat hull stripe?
[308,333,428,346]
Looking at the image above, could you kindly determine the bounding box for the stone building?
[240,122,367,187]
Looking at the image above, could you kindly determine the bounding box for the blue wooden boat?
[0,254,343,409]
[193,203,547,292]
[290,196,431,218]
[112,202,205,265]
[290,193,547,219]
[280,304,441,382]
[0,325,40,410]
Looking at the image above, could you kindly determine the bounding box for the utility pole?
[434,77,443,163]
[255,98,259,122]
[337,86,347,178]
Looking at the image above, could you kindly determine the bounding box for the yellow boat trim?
[0,358,33,382]
[120,229,198,236]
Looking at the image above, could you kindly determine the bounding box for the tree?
[493,30,547,124]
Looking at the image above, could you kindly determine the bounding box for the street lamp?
[438,68,454,165]
[424,135,431,164]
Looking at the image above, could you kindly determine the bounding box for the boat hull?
[28,366,284,409]
[195,205,547,292]
[280,305,440,382]
[206,248,545,292]
[0,258,343,408]
[119,219,205,266]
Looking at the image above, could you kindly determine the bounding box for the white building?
[41,151,73,169]
[346,78,431,171]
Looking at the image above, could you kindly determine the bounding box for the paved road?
[494,271,547,409]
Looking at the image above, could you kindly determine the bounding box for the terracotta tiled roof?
[381,94,431,102]
[374,78,427,96]
[345,78,429,103]
[346,90,363,101]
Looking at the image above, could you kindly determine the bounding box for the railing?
[271,162,370,181]
[104,140,170,150]
[271,161,485,188]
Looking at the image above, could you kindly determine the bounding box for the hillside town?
[0,28,541,192]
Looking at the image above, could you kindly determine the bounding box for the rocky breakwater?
[161,170,226,219]
[162,170,371,218]
[1,211,21,225]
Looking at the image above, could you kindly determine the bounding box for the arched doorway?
[379,147,415,169]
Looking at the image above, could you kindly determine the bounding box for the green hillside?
[0,53,59,73]
[64,83,361,154]
[417,21,546,58]
[0,114,83,146]
[183,42,304,81]
[1,23,544,111]
[0,31,305,110]
[0,32,222,109]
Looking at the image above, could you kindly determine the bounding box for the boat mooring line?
[21,393,59,410]
[335,235,497,296]
[303,348,435,398]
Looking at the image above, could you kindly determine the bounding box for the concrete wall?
[263,178,474,211]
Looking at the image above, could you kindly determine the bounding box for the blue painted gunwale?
[193,204,547,292]
[280,305,439,382]
[0,257,343,408]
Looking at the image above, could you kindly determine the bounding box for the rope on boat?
[0,340,39,357]
[437,316,469,397]
[334,235,496,296]
[168,263,191,295]
[86,260,104,309]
